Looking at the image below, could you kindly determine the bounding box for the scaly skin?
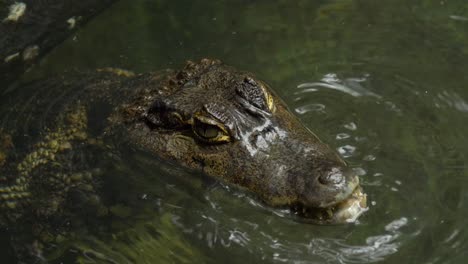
[1,105,88,211]
[110,59,361,214]
[0,59,365,261]
[0,130,12,167]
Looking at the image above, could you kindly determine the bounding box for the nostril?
[318,167,345,186]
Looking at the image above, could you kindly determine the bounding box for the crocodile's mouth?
[292,187,368,224]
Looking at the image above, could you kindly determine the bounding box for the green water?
[5,0,468,263]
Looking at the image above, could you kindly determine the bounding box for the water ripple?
[344,122,357,131]
[295,104,326,114]
[436,91,468,113]
[337,145,357,158]
[296,73,381,98]
[449,15,468,21]
[336,133,351,140]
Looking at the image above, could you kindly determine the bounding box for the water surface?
[3,0,468,263]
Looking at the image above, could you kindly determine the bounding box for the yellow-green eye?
[259,82,275,112]
[192,114,230,143]
[194,121,219,139]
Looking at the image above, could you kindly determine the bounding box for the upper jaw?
[317,173,360,208]
[291,174,366,224]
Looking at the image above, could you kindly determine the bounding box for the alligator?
[0,59,367,261]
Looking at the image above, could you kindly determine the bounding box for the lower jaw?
[330,187,368,223]
[293,187,368,224]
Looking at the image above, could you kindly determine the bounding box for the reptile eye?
[192,115,230,143]
[259,82,275,113]
[194,121,220,139]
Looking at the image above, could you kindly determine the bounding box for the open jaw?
[292,186,368,224]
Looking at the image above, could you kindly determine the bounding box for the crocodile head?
[120,59,367,224]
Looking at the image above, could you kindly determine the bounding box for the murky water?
[2,0,468,263]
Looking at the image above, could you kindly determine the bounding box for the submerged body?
[0,59,366,260]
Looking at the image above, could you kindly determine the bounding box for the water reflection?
[337,145,357,158]
[176,182,410,263]
[436,91,468,113]
[449,15,468,21]
[307,217,406,263]
[297,73,381,99]
[295,103,326,115]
